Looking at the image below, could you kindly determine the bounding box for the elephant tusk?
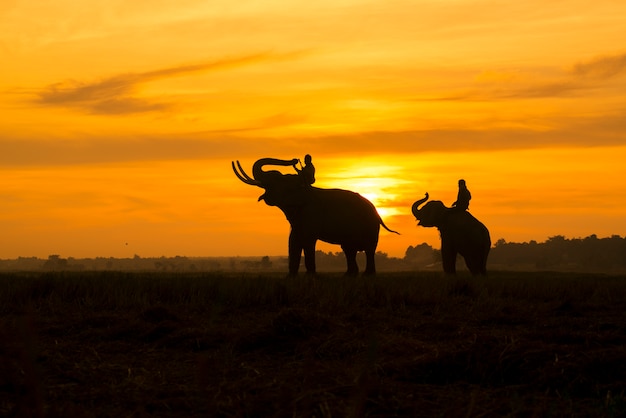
[236,160,256,183]
[232,161,262,186]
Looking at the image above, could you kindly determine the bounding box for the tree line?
[0,234,624,273]
[488,234,626,272]
[319,234,626,273]
[402,234,626,273]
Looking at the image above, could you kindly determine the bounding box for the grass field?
[2,271,626,417]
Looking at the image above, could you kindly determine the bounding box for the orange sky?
[1,0,626,259]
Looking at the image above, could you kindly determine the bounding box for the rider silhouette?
[452,179,471,211]
[294,154,315,185]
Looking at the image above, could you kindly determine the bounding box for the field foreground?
[1,271,626,417]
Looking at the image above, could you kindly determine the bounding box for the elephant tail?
[380,219,400,235]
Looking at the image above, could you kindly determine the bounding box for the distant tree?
[404,243,437,267]
[261,256,272,269]
[314,251,346,271]
[44,255,68,271]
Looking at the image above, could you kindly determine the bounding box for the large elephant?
[232,158,399,276]
[412,193,491,275]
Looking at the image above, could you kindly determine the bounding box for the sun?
[319,163,403,220]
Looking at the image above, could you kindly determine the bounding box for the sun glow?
[316,159,408,220]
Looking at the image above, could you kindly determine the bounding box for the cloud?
[490,54,626,99]
[572,52,626,79]
[508,52,626,98]
[495,81,582,100]
[35,51,307,114]
[415,80,582,102]
[3,110,625,168]
[90,98,171,114]
[417,53,626,103]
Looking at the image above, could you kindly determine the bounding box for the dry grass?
[1,271,626,417]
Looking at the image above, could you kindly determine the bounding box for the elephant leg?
[479,251,489,275]
[463,249,488,276]
[364,249,376,275]
[463,255,481,276]
[441,242,457,275]
[288,230,302,276]
[341,245,359,276]
[303,240,317,275]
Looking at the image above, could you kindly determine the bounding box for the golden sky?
[1,0,625,259]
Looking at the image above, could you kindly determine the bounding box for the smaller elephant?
[412,193,491,275]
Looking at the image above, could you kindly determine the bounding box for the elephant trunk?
[232,157,299,188]
[411,193,429,218]
[252,158,299,182]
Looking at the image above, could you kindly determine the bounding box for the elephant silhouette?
[233,158,399,276]
[412,193,490,275]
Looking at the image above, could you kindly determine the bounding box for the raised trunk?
[252,158,299,181]
[411,193,429,218]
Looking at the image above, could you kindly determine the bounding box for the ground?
[1,271,625,417]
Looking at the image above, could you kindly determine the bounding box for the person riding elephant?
[293,154,315,185]
[452,179,471,211]
[412,193,490,275]
[233,157,398,276]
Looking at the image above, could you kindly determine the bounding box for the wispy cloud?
[415,52,626,103]
[492,81,582,100]
[3,110,625,167]
[572,52,626,79]
[415,80,582,102]
[35,51,307,114]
